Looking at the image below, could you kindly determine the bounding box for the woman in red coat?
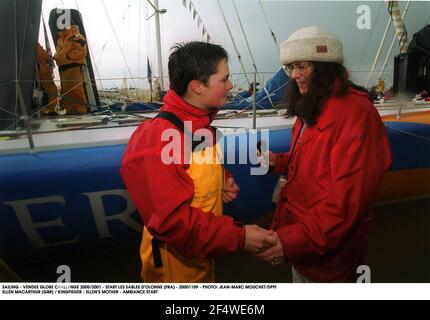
[257,26,392,282]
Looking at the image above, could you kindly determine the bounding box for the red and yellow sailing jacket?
[121,90,245,282]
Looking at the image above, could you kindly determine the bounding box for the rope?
[386,124,430,142]
[5,80,88,131]
[95,3,132,66]
[217,0,251,87]
[0,106,19,117]
[232,1,261,85]
[74,0,108,103]
[358,1,383,75]
[258,0,279,53]
[101,0,137,90]
[195,0,220,42]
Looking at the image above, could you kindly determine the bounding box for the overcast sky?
[40,0,430,89]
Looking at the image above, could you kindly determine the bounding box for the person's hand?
[257,150,276,168]
[255,231,285,265]
[222,177,240,203]
[243,225,277,254]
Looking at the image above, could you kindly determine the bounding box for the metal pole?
[390,0,410,53]
[14,0,34,152]
[252,71,257,130]
[378,1,411,80]
[153,0,164,91]
[16,82,35,152]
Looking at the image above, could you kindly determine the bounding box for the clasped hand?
[244,225,285,265]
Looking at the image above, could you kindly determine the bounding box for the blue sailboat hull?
[1,121,429,259]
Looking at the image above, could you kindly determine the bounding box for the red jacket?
[121,90,245,259]
[272,87,392,282]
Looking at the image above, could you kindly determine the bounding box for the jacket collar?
[161,89,218,133]
[315,86,371,131]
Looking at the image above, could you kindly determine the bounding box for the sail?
[225,68,289,110]
[0,0,42,131]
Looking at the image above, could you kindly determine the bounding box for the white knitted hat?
[280,26,344,65]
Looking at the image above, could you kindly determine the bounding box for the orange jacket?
[36,43,53,74]
[54,25,87,67]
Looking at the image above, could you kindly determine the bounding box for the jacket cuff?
[224,169,233,181]
[236,225,246,250]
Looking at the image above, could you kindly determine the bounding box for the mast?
[378,1,411,80]
[147,0,166,91]
[366,0,411,88]
[389,0,410,53]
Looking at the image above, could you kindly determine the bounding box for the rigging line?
[101,0,137,90]
[0,106,19,117]
[74,0,107,102]
[95,2,132,64]
[232,1,275,108]
[386,124,430,142]
[357,1,383,73]
[12,1,33,148]
[18,1,30,81]
[366,13,392,88]
[145,0,152,61]
[194,0,220,42]
[217,0,250,87]
[231,78,288,111]
[145,0,154,78]
[258,0,279,53]
[232,1,260,82]
[138,0,142,86]
[162,18,181,40]
[25,81,87,122]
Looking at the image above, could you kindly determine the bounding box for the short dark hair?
[168,41,229,96]
[283,62,350,125]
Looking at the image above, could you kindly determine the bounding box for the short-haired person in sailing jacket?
[256,26,392,282]
[121,41,276,283]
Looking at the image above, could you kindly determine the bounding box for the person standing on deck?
[256,26,392,282]
[54,25,88,114]
[36,43,59,114]
[121,41,276,283]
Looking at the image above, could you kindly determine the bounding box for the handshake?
[243,225,285,265]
